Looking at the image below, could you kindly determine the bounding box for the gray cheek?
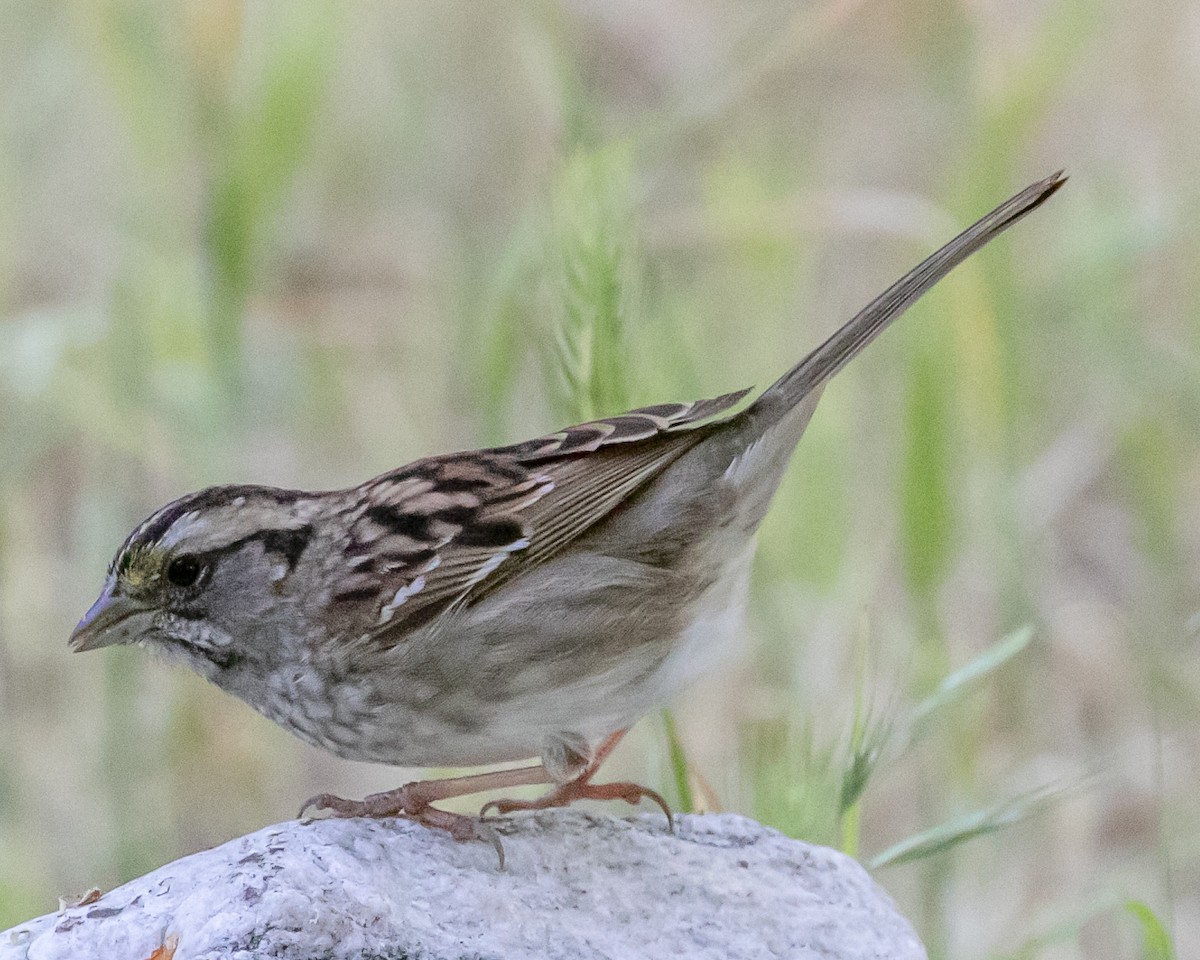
[154,612,236,654]
[211,561,289,623]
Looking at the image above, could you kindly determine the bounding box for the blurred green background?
[1,1,1196,956]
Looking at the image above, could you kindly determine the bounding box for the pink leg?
[480,729,674,830]
[299,763,554,868]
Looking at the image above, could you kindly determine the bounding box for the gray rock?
[2,812,925,960]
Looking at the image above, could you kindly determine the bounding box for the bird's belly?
[638,539,754,706]
[248,543,754,769]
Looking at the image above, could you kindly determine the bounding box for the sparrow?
[69,173,1065,859]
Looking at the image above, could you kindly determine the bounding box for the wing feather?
[326,387,752,643]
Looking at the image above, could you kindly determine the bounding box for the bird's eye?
[166,554,203,588]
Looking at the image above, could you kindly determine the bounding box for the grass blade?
[870,779,1068,869]
[911,624,1034,728]
[661,711,695,814]
[1125,901,1176,960]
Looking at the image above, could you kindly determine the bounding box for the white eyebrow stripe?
[158,511,204,549]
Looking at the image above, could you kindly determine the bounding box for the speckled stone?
[2,812,925,960]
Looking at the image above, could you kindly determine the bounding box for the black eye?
[166,555,203,588]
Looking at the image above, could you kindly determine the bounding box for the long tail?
[748,171,1066,423]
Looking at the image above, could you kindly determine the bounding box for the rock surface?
[2,812,925,960]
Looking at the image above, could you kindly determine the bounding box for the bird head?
[70,485,317,679]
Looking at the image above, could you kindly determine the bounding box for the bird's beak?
[69,585,151,652]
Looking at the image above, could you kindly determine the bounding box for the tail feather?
[748,172,1066,422]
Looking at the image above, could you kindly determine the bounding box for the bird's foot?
[299,785,506,867]
[480,778,674,832]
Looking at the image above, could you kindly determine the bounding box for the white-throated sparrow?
[69,174,1064,858]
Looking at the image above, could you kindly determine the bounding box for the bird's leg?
[300,764,553,819]
[299,729,673,865]
[479,729,674,830]
[299,764,554,867]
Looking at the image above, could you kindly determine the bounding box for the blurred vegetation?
[1,1,1196,957]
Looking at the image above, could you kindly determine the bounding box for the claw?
[638,785,675,833]
[298,793,335,819]
[478,797,510,818]
[474,819,507,871]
